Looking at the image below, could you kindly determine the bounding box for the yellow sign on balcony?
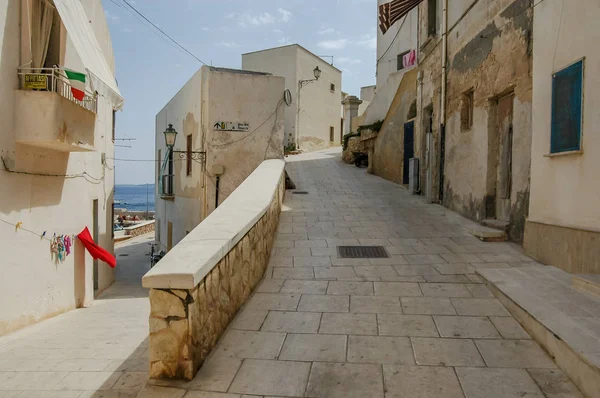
[24,74,48,90]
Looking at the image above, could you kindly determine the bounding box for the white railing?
[17,67,98,113]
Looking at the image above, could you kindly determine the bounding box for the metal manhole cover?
[337,246,389,259]
[293,191,309,195]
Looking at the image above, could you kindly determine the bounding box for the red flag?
[77,227,116,268]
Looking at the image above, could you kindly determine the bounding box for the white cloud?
[273,28,283,34]
[337,57,362,65]
[201,27,210,31]
[317,39,348,50]
[356,34,376,49]
[215,41,240,48]
[237,12,275,27]
[277,8,292,22]
[318,27,338,35]
[229,9,292,28]
[278,36,292,45]
[122,27,133,33]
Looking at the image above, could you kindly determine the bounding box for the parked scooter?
[149,243,166,268]
[352,152,369,168]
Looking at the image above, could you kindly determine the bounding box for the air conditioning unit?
[409,158,419,195]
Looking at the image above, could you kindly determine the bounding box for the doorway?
[92,199,99,294]
[495,93,514,222]
[403,121,415,185]
[167,221,173,251]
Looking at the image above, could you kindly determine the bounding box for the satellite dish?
[284,89,292,106]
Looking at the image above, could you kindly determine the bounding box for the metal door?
[496,93,514,222]
[403,121,415,184]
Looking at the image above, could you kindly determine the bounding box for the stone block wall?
[124,221,155,237]
[147,175,284,380]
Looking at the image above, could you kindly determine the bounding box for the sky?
[106,0,377,185]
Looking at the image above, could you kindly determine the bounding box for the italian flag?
[65,70,86,101]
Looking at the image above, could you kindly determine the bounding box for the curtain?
[31,0,54,69]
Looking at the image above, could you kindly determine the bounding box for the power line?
[119,0,209,66]
[377,15,408,66]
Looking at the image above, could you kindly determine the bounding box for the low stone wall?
[342,136,364,164]
[124,220,155,237]
[142,160,285,380]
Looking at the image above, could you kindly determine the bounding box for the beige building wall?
[0,0,118,336]
[242,44,342,152]
[376,4,418,89]
[524,0,600,274]
[155,67,285,251]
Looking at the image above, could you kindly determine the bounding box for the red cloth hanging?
[77,227,116,268]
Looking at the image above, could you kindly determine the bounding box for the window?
[330,83,335,92]
[330,126,335,142]
[460,90,474,131]
[397,50,411,71]
[112,110,116,142]
[551,60,584,153]
[427,0,438,36]
[186,134,192,176]
[157,149,162,185]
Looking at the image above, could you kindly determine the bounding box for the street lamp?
[295,66,322,150]
[159,123,207,197]
[163,123,178,149]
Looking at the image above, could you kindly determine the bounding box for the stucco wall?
[524,0,600,273]
[376,3,418,89]
[0,0,117,336]
[360,85,376,104]
[155,67,285,252]
[242,45,342,151]
[443,0,533,242]
[371,70,418,185]
[527,0,600,232]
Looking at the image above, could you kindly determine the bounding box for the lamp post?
[161,124,206,196]
[295,66,321,150]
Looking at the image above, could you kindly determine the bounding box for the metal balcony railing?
[161,174,174,197]
[17,67,98,113]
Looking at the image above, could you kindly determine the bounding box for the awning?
[53,0,124,110]
[379,0,423,35]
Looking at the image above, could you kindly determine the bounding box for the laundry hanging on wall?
[77,227,116,268]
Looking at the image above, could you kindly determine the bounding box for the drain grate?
[337,246,389,259]
[119,254,129,257]
[293,191,309,195]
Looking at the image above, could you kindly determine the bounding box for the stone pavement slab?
[134,149,573,398]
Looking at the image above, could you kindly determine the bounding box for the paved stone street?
[0,233,153,398]
[142,149,583,398]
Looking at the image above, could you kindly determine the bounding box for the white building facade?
[155,67,285,251]
[524,0,600,274]
[0,0,123,335]
[242,45,342,152]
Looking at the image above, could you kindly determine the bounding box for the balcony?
[15,68,98,152]
[161,174,175,199]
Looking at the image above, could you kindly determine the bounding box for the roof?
[242,44,342,74]
[211,67,271,76]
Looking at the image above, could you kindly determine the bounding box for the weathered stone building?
[416,0,533,241]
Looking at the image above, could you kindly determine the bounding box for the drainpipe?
[439,0,448,202]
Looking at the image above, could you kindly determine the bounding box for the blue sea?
[115,184,155,212]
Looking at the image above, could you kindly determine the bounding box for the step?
[478,266,600,398]
[468,225,507,242]
[573,274,600,297]
[482,219,510,231]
